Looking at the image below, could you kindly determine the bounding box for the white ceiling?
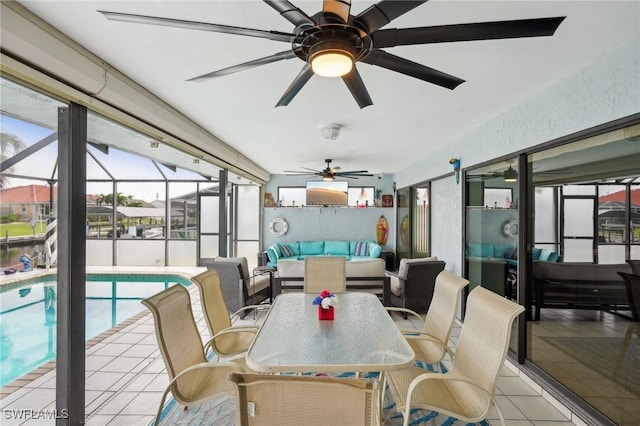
[17,1,640,177]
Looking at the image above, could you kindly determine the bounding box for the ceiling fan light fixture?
[310,40,355,77]
[504,166,518,182]
[322,175,335,181]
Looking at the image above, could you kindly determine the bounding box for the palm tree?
[97,192,129,206]
[0,132,27,189]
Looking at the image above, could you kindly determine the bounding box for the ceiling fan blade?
[98,10,295,42]
[276,64,315,107]
[284,171,319,175]
[263,0,316,28]
[301,167,322,172]
[372,17,566,48]
[323,0,352,23]
[355,0,427,33]
[337,171,371,175]
[341,67,373,109]
[362,49,464,90]
[187,51,297,82]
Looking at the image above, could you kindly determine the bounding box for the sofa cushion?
[277,243,294,258]
[369,242,382,258]
[532,247,542,260]
[325,240,351,256]
[494,244,512,258]
[299,241,324,255]
[468,243,485,257]
[351,241,371,256]
[503,247,518,260]
[277,242,300,258]
[266,245,280,265]
[390,275,403,297]
[538,249,559,262]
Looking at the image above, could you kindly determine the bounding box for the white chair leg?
[154,385,173,426]
[491,397,507,426]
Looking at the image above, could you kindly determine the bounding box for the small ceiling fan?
[284,159,372,180]
[99,0,565,108]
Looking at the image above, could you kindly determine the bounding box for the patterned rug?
[155,361,491,425]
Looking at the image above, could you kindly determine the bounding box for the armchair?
[385,257,446,317]
[141,284,246,426]
[191,270,269,359]
[386,270,469,370]
[386,286,525,426]
[206,257,271,315]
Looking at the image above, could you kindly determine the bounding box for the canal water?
[1,243,44,270]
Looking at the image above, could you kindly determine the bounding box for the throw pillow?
[266,245,280,264]
[353,241,370,256]
[278,243,294,258]
[369,243,382,258]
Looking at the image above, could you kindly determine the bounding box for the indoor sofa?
[532,261,633,320]
[273,257,389,303]
[466,243,559,266]
[466,243,559,299]
[265,240,383,267]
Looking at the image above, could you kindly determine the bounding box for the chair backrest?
[191,270,233,336]
[304,256,346,293]
[618,272,640,321]
[141,284,208,401]
[421,270,470,342]
[229,373,376,426]
[206,260,245,313]
[397,256,438,279]
[215,256,250,278]
[451,286,525,396]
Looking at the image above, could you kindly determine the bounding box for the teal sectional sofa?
[466,243,559,266]
[266,240,382,267]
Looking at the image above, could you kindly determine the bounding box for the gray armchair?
[385,257,446,317]
[206,257,271,316]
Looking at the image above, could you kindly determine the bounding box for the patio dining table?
[246,292,415,374]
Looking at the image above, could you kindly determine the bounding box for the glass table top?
[246,292,415,373]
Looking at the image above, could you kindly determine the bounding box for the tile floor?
[0,267,585,425]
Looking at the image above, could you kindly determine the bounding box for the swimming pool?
[0,273,192,388]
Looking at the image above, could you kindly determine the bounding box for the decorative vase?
[318,306,334,320]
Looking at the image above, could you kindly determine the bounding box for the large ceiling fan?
[99,0,565,108]
[284,159,373,180]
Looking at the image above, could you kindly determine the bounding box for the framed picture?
[381,194,394,207]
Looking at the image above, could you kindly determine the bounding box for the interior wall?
[396,35,639,273]
[430,177,463,275]
[395,35,640,189]
[263,174,396,249]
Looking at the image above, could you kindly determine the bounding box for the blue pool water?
[0,274,191,387]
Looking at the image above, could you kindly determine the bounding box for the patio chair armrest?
[230,304,271,321]
[384,307,423,322]
[407,371,492,401]
[385,270,401,279]
[203,327,258,356]
[402,333,454,358]
[155,361,244,426]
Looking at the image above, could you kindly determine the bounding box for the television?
[306,181,348,206]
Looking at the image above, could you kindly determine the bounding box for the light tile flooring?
[529,308,640,425]
[1,267,585,425]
